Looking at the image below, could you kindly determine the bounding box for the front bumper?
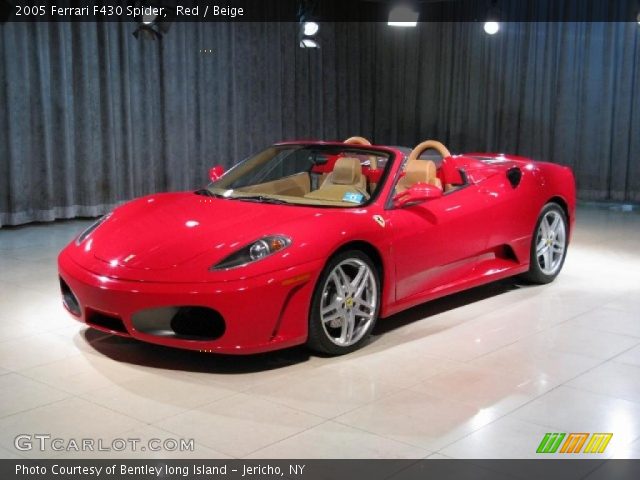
[58,251,323,354]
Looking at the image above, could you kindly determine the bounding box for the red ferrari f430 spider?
[58,137,575,355]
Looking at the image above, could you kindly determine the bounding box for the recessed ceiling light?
[300,38,319,48]
[388,5,419,27]
[303,21,319,36]
[484,21,500,35]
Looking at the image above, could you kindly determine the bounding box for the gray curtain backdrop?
[1,21,639,227]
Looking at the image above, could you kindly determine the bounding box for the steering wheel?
[408,140,451,162]
[343,136,372,146]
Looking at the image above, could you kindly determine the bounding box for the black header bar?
[3,459,640,480]
[1,0,639,23]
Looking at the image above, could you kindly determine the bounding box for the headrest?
[332,157,362,185]
[404,159,436,185]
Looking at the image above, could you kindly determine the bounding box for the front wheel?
[307,251,380,355]
[522,203,569,284]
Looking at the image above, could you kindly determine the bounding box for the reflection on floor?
[0,205,639,459]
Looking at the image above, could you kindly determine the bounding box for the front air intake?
[131,306,226,341]
[170,307,226,340]
[87,311,128,334]
[59,277,81,316]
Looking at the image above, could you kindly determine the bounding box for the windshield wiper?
[194,189,225,198]
[234,195,291,205]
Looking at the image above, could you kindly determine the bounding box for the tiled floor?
[0,205,639,459]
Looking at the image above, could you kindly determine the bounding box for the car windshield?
[206,145,392,207]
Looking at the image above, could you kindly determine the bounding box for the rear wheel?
[307,250,380,355]
[522,203,568,284]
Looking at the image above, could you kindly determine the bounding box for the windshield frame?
[205,143,398,209]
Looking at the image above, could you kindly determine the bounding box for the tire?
[307,250,381,355]
[522,202,569,284]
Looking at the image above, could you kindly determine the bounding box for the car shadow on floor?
[81,278,527,374]
[373,278,522,336]
[81,329,314,375]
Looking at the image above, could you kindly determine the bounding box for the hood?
[86,192,314,271]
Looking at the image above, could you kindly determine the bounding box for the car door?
[388,182,491,301]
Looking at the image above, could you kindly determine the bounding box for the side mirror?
[208,165,225,183]
[393,182,442,208]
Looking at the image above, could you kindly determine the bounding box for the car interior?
[304,157,370,202]
[395,139,467,195]
[223,137,467,205]
[231,150,383,204]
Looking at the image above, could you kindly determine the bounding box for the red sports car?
[58,137,575,355]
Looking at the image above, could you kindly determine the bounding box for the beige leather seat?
[395,159,443,194]
[305,157,369,203]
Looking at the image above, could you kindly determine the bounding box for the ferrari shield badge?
[373,215,386,228]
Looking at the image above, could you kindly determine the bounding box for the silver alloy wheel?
[319,258,378,347]
[536,210,566,275]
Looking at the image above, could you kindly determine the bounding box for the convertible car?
[58,137,575,355]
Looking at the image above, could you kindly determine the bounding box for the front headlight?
[211,235,291,270]
[75,214,110,245]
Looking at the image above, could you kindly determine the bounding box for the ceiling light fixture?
[298,1,320,48]
[300,38,319,48]
[483,0,501,35]
[132,3,173,40]
[388,5,419,27]
[303,21,319,36]
[484,21,500,34]
[142,13,157,25]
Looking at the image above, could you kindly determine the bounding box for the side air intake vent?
[506,167,522,188]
